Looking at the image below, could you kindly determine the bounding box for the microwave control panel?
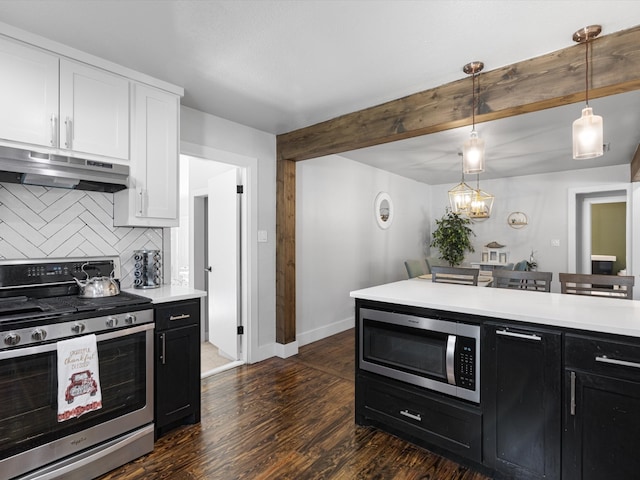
[456,336,476,390]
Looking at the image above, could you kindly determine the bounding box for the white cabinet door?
[0,36,59,147]
[59,59,129,160]
[114,84,179,227]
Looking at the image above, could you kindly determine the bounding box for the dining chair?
[559,273,635,300]
[492,270,552,292]
[404,259,427,279]
[431,266,479,286]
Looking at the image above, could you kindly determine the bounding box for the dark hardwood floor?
[99,329,491,479]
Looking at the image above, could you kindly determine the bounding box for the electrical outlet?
[258,230,268,243]
[551,239,560,247]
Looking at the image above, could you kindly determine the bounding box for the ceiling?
[0,1,639,184]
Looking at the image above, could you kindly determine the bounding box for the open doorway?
[568,184,632,276]
[171,154,248,377]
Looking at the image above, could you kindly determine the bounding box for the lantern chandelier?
[572,25,603,159]
[462,61,485,174]
[448,153,494,219]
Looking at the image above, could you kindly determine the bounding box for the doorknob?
[205,266,212,272]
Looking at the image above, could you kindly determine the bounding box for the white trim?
[180,141,259,364]
[568,183,633,294]
[201,360,245,379]
[274,341,299,359]
[297,316,355,347]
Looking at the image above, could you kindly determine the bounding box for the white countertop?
[123,285,206,304]
[350,279,640,338]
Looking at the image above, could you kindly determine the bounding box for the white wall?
[180,106,276,363]
[296,154,431,346]
[430,164,632,292]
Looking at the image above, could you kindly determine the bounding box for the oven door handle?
[0,323,154,360]
[446,334,456,385]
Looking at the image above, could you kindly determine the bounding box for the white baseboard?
[297,315,355,348]
[274,340,299,358]
[247,316,355,362]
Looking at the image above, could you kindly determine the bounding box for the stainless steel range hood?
[0,146,129,192]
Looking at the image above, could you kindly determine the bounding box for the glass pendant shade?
[448,180,475,215]
[463,130,485,174]
[572,106,603,159]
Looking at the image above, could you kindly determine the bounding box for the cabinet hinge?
[237,185,244,194]
[237,325,244,335]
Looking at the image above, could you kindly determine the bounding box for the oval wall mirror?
[374,192,394,229]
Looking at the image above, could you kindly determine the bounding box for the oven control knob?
[71,323,86,334]
[4,332,21,346]
[125,314,137,325]
[31,329,47,341]
[106,317,118,328]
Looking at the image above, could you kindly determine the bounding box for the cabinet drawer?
[565,334,640,382]
[359,375,482,462]
[155,299,200,331]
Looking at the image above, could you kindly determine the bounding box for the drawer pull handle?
[496,329,541,341]
[400,409,422,422]
[595,355,640,369]
[160,333,166,365]
[570,371,576,416]
[169,314,191,321]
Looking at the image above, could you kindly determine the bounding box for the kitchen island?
[351,279,640,480]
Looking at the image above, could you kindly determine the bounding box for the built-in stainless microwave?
[359,308,480,403]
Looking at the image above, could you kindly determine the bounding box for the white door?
[207,168,240,360]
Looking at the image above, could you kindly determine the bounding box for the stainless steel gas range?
[0,257,154,480]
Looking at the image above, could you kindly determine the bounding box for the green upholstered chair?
[404,259,428,279]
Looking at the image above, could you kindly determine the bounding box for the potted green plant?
[430,210,475,266]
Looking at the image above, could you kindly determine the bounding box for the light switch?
[258,230,268,243]
[551,239,560,247]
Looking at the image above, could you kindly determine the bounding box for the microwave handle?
[446,335,456,384]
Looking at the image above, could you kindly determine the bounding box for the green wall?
[591,202,626,274]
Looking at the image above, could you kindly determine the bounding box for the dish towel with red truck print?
[57,334,102,422]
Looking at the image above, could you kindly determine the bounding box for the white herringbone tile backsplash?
[0,183,163,288]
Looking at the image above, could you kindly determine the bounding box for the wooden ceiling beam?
[277,24,640,162]
[632,144,640,182]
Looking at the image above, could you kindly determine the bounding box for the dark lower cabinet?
[356,373,483,464]
[355,303,640,479]
[155,299,201,438]
[563,334,640,480]
[483,323,561,480]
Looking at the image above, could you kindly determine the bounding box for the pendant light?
[572,25,603,159]
[469,175,494,219]
[462,61,485,174]
[448,154,475,215]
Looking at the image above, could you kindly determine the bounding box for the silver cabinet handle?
[400,409,422,422]
[138,189,144,216]
[496,329,542,341]
[570,371,576,416]
[596,355,640,369]
[50,114,57,147]
[64,117,72,148]
[160,333,166,365]
[169,314,191,321]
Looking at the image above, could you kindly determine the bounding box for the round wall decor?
[374,192,394,229]
[507,211,528,229]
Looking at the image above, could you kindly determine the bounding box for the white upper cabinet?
[114,83,179,227]
[0,35,129,161]
[0,36,59,147]
[59,60,129,160]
